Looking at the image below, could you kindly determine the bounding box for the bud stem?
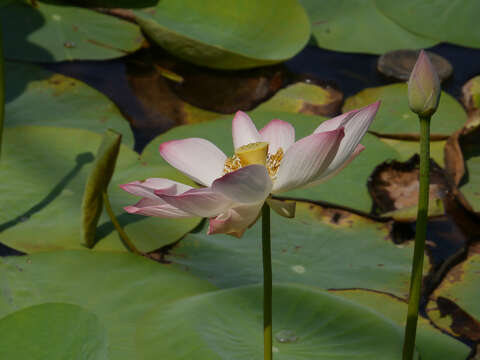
[403,115,430,360]
[262,202,273,360]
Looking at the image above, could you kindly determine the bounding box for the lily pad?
[0,0,144,62]
[343,84,467,137]
[255,82,343,117]
[133,0,310,69]
[333,290,470,360]
[0,126,200,253]
[459,133,480,212]
[375,0,480,48]
[142,111,399,212]
[137,284,405,360]
[5,62,134,148]
[0,303,108,360]
[426,246,480,340]
[0,250,216,360]
[168,201,429,298]
[299,0,437,54]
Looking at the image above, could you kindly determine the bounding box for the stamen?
[267,148,284,179]
[223,154,242,174]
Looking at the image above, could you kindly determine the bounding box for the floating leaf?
[255,82,342,117]
[334,290,470,360]
[168,201,429,298]
[343,84,467,137]
[5,62,134,147]
[137,284,406,360]
[0,0,144,62]
[133,0,310,69]
[0,126,200,253]
[0,303,108,360]
[375,0,480,48]
[299,0,437,54]
[142,111,399,212]
[459,132,480,212]
[0,251,216,360]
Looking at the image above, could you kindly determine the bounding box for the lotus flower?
[121,102,380,237]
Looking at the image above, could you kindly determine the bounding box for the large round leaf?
[375,0,480,48]
[133,0,310,69]
[5,62,134,148]
[142,111,399,212]
[0,0,144,62]
[299,0,437,54]
[137,284,406,360]
[168,201,429,298]
[458,136,480,212]
[0,303,108,360]
[0,126,200,253]
[333,290,470,360]
[0,251,216,360]
[343,84,467,136]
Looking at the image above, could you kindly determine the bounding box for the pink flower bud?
[408,50,441,117]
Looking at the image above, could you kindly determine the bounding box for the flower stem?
[403,115,430,360]
[262,202,272,360]
[102,190,143,255]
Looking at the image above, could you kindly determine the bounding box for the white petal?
[159,138,227,186]
[313,109,358,133]
[212,165,272,204]
[120,178,192,199]
[266,198,296,218]
[259,119,295,154]
[232,111,261,150]
[156,187,232,218]
[124,198,192,218]
[207,202,263,238]
[324,102,379,175]
[272,128,344,193]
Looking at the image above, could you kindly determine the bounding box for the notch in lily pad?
[81,129,140,253]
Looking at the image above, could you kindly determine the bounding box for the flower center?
[223,142,284,180]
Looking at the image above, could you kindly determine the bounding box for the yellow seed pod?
[235,142,269,166]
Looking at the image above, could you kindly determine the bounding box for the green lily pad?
[459,137,480,212]
[299,0,437,54]
[168,201,429,298]
[133,0,310,69]
[0,0,144,62]
[333,290,470,360]
[255,82,342,117]
[426,249,480,339]
[0,303,108,360]
[137,284,406,360]
[5,62,134,148]
[375,0,480,48]
[0,250,216,360]
[0,126,200,253]
[379,138,446,167]
[343,84,467,137]
[143,111,399,212]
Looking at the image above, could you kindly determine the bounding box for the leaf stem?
[262,202,272,360]
[102,190,142,255]
[403,115,430,360]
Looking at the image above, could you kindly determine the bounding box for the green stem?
[0,25,5,158]
[403,115,430,360]
[102,190,142,255]
[262,202,272,360]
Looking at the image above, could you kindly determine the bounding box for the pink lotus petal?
[272,128,345,193]
[266,198,296,218]
[313,109,358,133]
[259,119,295,155]
[324,102,379,176]
[212,165,272,204]
[120,178,192,199]
[207,202,263,238]
[159,138,227,186]
[232,111,261,150]
[156,187,232,218]
[124,198,192,218]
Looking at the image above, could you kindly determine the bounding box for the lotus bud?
[408,50,441,117]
